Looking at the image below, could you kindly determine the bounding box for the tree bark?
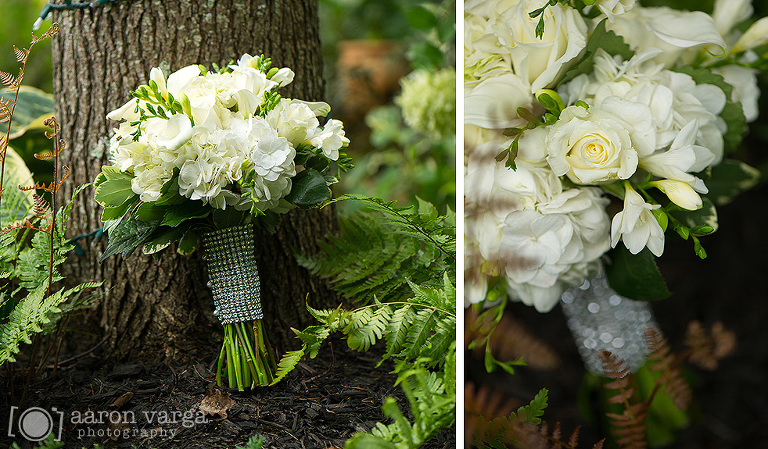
[50,0,339,362]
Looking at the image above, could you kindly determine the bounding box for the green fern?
[276,196,456,447]
[297,195,455,305]
[0,185,102,366]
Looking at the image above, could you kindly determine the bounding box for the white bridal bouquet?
[94,54,351,389]
[465,0,764,312]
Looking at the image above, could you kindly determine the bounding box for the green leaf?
[515,388,548,424]
[176,229,200,256]
[101,197,138,222]
[160,200,210,227]
[0,86,54,138]
[100,216,160,262]
[99,165,134,183]
[154,176,186,206]
[94,178,137,208]
[406,5,438,31]
[606,246,671,302]
[669,197,719,233]
[284,168,330,208]
[142,226,187,255]
[135,202,166,222]
[345,433,397,449]
[212,208,247,230]
[700,159,760,205]
[558,19,633,86]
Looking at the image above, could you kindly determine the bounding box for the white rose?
[265,99,320,146]
[166,65,202,96]
[610,184,665,257]
[493,0,588,92]
[546,102,654,184]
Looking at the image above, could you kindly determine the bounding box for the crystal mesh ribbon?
[202,224,262,324]
[561,274,657,374]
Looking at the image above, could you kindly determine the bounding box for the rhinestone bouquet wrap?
[561,274,657,374]
[200,223,277,390]
[202,225,262,325]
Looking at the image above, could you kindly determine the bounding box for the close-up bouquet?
[465,0,767,446]
[94,54,351,390]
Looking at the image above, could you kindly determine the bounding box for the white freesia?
[639,120,712,187]
[310,119,348,161]
[732,17,768,53]
[713,65,760,122]
[712,0,753,36]
[149,67,168,100]
[610,185,665,257]
[651,179,702,211]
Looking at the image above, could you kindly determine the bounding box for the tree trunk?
[50,0,339,363]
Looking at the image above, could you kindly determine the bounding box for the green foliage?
[346,356,456,449]
[700,159,761,205]
[341,105,455,212]
[297,195,455,305]
[515,389,549,425]
[558,19,634,86]
[0,186,102,366]
[10,432,64,449]
[606,246,671,302]
[276,196,455,448]
[236,433,266,449]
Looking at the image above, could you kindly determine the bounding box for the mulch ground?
[1,337,455,449]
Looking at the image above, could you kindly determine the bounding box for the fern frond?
[644,327,691,409]
[0,281,97,365]
[599,351,649,449]
[270,347,305,385]
[13,46,28,63]
[0,71,15,87]
[683,321,736,370]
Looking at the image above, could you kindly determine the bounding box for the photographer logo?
[7,406,64,442]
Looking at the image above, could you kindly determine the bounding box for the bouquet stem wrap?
[202,224,277,389]
[561,274,657,375]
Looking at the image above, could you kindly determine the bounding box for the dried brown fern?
[465,382,520,446]
[599,350,648,449]
[644,328,691,409]
[684,321,736,370]
[465,307,560,370]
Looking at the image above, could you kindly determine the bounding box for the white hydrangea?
[465,138,611,312]
[395,68,456,137]
[106,55,347,213]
